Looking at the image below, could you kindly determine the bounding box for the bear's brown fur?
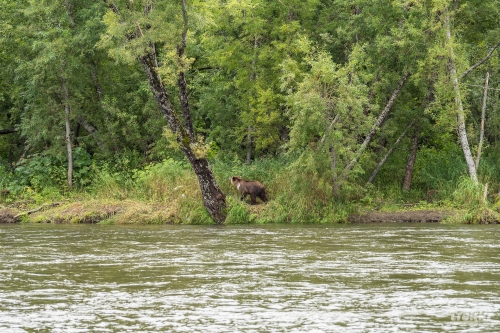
[230,176,268,204]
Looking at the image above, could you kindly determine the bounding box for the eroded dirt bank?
[348,210,453,223]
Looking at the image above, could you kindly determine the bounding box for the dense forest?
[1,0,500,224]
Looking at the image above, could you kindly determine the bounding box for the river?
[1,223,499,332]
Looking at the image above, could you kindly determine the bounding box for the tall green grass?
[3,147,500,224]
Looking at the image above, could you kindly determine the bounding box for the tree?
[443,8,477,184]
[101,0,227,223]
[194,0,316,160]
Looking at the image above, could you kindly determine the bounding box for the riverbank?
[0,199,470,224]
[2,155,500,225]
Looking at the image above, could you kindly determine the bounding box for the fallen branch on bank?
[14,202,63,219]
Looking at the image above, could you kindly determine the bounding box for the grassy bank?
[0,155,499,224]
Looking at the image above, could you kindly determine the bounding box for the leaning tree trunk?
[105,0,227,223]
[339,72,410,182]
[138,52,227,224]
[444,11,478,184]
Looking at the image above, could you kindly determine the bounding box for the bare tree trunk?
[138,53,226,223]
[444,12,478,184]
[400,77,435,192]
[62,78,73,189]
[89,60,114,151]
[136,2,225,223]
[339,72,410,182]
[245,35,259,163]
[73,121,80,146]
[246,126,252,164]
[76,115,104,150]
[90,61,103,101]
[476,72,489,169]
[65,105,73,189]
[367,119,415,184]
[403,131,419,192]
[8,135,15,171]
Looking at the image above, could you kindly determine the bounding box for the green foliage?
[0,164,12,189]
[225,197,256,224]
[451,177,488,209]
[2,0,500,224]
[445,177,499,224]
[412,144,467,192]
[130,158,191,202]
[10,154,66,192]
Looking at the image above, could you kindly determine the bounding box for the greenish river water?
[0,223,499,332]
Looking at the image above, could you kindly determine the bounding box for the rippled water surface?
[1,223,500,332]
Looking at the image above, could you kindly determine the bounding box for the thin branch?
[136,23,144,37]
[475,72,489,169]
[320,114,340,146]
[0,129,16,135]
[14,202,63,219]
[367,119,415,184]
[463,84,500,91]
[177,0,195,142]
[180,0,188,49]
[460,40,500,79]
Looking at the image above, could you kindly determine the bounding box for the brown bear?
[230,176,268,204]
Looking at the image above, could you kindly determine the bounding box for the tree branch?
[177,0,195,142]
[0,129,16,135]
[367,119,415,184]
[103,0,120,16]
[64,0,76,29]
[460,40,500,79]
[475,72,489,169]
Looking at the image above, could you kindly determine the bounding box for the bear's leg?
[259,191,268,203]
[250,194,257,205]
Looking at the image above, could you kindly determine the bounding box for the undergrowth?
[1,153,499,224]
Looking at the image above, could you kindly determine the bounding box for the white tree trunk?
[444,12,478,184]
[65,105,73,189]
[62,78,73,189]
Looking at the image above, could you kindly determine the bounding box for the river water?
[0,223,499,332]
